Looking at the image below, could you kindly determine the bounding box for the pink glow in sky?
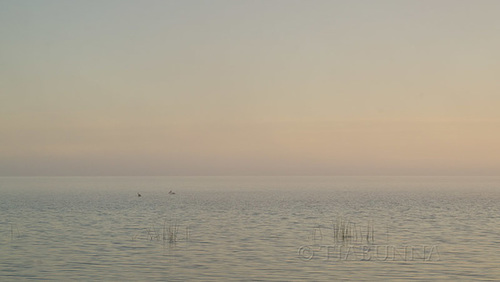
[1,0,500,175]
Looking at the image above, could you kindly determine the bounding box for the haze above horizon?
[2,0,499,176]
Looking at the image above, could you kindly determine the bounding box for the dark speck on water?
[1,176,500,280]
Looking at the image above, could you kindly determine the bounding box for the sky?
[1,0,500,176]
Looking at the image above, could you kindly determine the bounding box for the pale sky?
[1,0,499,176]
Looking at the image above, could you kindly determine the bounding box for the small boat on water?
[137,193,141,197]
[168,190,176,195]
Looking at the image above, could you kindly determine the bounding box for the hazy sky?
[1,0,499,176]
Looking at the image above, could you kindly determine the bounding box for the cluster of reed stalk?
[134,220,189,244]
[10,224,21,240]
[311,218,375,244]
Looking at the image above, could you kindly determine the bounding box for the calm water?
[1,176,499,281]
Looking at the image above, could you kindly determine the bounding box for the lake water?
[1,176,499,281]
